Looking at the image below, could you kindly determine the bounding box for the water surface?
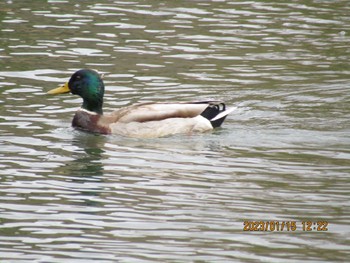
[0,1,349,262]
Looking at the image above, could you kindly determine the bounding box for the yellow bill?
[47,82,70,94]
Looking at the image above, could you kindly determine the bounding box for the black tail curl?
[200,103,227,128]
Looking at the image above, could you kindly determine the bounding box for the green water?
[0,1,349,262]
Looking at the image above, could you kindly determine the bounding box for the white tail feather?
[210,106,237,122]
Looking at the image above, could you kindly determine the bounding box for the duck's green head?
[48,69,105,114]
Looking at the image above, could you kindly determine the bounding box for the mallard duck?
[47,69,235,138]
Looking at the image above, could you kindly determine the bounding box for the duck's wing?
[96,101,235,138]
[108,101,223,123]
